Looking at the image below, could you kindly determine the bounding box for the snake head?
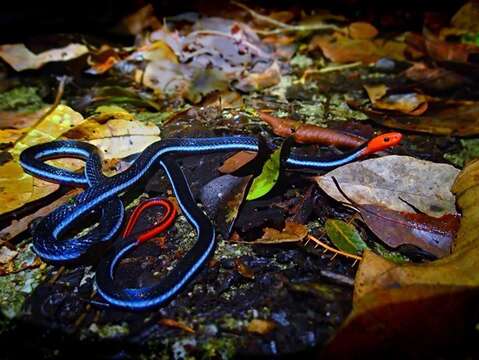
[363,132,403,155]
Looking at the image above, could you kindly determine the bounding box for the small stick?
[306,234,362,261]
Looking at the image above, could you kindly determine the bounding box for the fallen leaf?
[325,219,368,255]
[316,155,459,217]
[252,221,308,244]
[348,22,378,40]
[200,175,252,238]
[246,147,281,200]
[0,189,82,241]
[309,33,406,64]
[218,151,258,173]
[0,247,18,264]
[363,85,428,116]
[86,45,122,75]
[61,112,160,159]
[0,107,49,130]
[246,319,276,334]
[0,43,89,71]
[323,159,479,357]
[354,203,459,257]
[0,105,85,215]
[10,104,85,158]
[235,258,255,279]
[451,1,479,33]
[451,2,479,33]
[186,68,230,103]
[158,318,195,333]
[234,61,281,92]
[404,63,466,92]
[366,101,479,136]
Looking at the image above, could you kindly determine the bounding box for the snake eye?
[384,137,390,142]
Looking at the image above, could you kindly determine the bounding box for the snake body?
[20,134,401,309]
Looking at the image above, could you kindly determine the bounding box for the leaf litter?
[0,1,478,358]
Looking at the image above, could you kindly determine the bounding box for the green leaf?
[246,147,281,200]
[325,219,368,255]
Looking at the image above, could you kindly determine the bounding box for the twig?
[320,270,354,286]
[306,234,362,261]
[232,0,292,29]
[299,62,362,83]
[48,266,65,284]
[231,0,341,35]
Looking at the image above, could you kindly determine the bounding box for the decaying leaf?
[363,85,428,116]
[323,158,479,358]
[325,219,368,255]
[251,221,308,244]
[366,101,479,136]
[0,43,89,71]
[316,155,459,217]
[309,33,406,64]
[354,203,459,257]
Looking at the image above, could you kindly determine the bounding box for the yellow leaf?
[0,105,85,215]
[62,117,160,159]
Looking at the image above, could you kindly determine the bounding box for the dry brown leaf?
[323,158,479,358]
[316,155,459,217]
[246,319,276,334]
[348,22,378,40]
[235,61,281,92]
[310,33,406,64]
[0,107,50,130]
[252,221,308,244]
[0,43,89,71]
[366,101,479,136]
[451,1,479,33]
[363,84,428,116]
[158,318,195,333]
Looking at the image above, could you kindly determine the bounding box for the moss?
[444,138,479,168]
[290,55,314,69]
[88,322,130,339]
[200,337,237,360]
[295,94,367,125]
[0,244,48,319]
[0,86,45,112]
